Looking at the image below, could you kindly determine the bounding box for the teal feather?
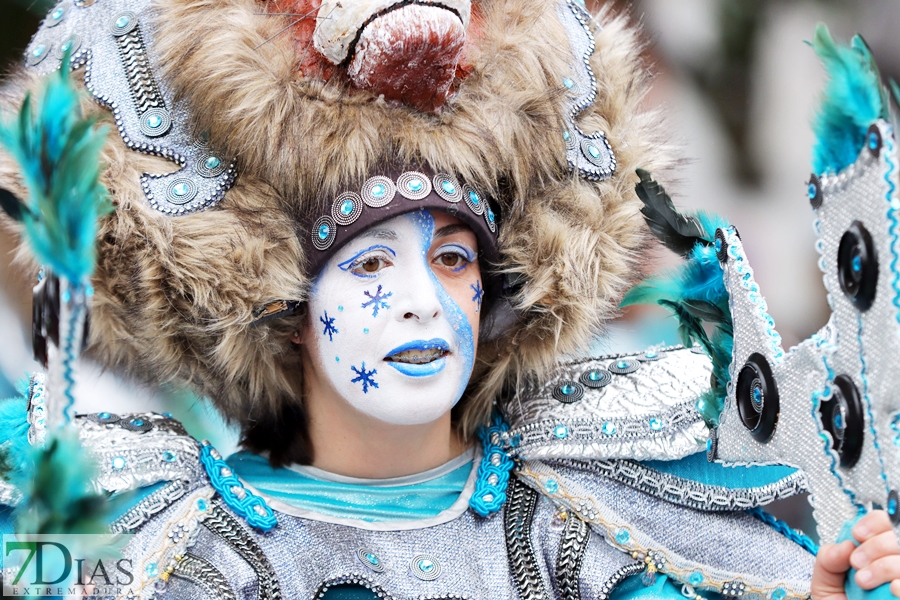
[625,172,733,426]
[0,396,30,489]
[0,50,112,283]
[811,24,889,175]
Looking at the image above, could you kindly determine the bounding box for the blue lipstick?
[384,339,450,377]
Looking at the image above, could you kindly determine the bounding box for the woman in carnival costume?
[0,0,899,598]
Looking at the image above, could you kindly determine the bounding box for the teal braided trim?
[200,441,277,531]
[748,506,818,555]
[470,414,515,517]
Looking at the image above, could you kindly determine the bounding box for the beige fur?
[0,0,673,455]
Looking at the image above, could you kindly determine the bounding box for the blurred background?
[2,0,899,539]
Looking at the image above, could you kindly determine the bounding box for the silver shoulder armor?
[502,346,712,462]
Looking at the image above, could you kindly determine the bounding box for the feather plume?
[811,24,889,175]
[623,171,732,426]
[0,50,112,283]
[0,396,30,487]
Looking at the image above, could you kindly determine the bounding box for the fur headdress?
[0,0,673,463]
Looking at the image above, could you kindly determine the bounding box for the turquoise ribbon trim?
[470,414,515,517]
[199,441,277,531]
[747,507,818,555]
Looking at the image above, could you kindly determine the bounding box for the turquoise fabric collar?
[226,449,476,526]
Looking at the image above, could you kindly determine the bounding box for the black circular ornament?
[867,124,882,158]
[818,374,864,468]
[714,228,728,264]
[552,381,584,404]
[837,221,878,312]
[807,174,823,210]
[735,353,779,443]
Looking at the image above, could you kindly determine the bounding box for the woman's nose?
[393,265,443,324]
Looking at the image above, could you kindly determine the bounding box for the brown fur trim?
[1,1,673,459]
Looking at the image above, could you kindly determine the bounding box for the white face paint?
[305,210,483,426]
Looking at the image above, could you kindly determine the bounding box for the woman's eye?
[350,255,390,275]
[439,253,464,268]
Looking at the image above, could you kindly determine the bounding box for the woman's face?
[304,209,483,425]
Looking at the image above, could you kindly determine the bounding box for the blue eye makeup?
[338,244,397,278]
[434,243,476,272]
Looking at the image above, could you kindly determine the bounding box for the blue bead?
[116,15,130,28]
[545,479,559,494]
[196,498,208,511]
[772,588,787,600]
[715,237,722,252]
[441,180,456,194]
[340,199,354,215]
[173,183,189,197]
[833,412,843,430]
[487,209,495,223]
[145,563,158,578]
[371,184,386,197]
[869,131,879,149]
[589,371,601,381]
[131,418,144,427]
[469,191,480,205]
[616,360,628,369]
[554,425,569,439]
[563,130,571,141]
[162,451,176,462]
[366,553,379,565]
[560,384,575,395]
[808,183,817,199]
[51,7,64,20]
[205,156,221,170]
[562,77,574,89]
[752,387,762,407]
[418,559,435,572]
[587,144,601,159]
[112,456,126,470]
[689,572,703,586]
[889,498,898,515]
[363,328,369,334]
[649,418,663,431]
[318,224,330,239]
[99,412,111,419]
[147,115,162,129]
[615,529,630,544]
[852,254,862,273]
[706,438,712,451]
[338,305,344,311]
[408,178,424,192]
[602,421,617,436]
[32,45,46,57]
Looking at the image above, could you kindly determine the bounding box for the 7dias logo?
[2,534,134,597]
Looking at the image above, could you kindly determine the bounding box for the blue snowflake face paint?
[305,210,481,425]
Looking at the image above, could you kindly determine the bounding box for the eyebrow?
[357,228,398,241]
[434,224,472,238]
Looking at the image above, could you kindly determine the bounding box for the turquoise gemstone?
[752,387,763,407]
[147,115,163,129]
[616,360,628,369]
[852,254,862,273]
[807,183,817,199]
[487,209,495,223]
[772,589,786,600]
[563,130,571,141]
[869,131,879,149]
[889,498,898,515]
[560,384,575,395]
[162,451,176,462]
[468,191,480,205]
[371,184,386,197]
[615,529,630,544]
[418,559,434,572]
[602,422,617,436]
[715,237,722,251]
[408,178,424,192]
[545,479,559,494]
[32,45,45,57]
[645,351,658,358]
[173,183,189,197]
[340,199,354,215]
[196,498,208,511]
[589,371,601,381]
[706,438,712,451]
[112,456,126,470]
[649,418,663,431]
[587,144,601,159]
[116,15,130,28]
[833,411,843,430]
[51,7,64,20]
[205,156,221,170]
[145,563,158,578]
[554,425,569,439]
[131,418,144,427]
[60,40,72,52]
[99,412,111,419]
[562,77,574,89]
[442,180,456,194]
[318,224,330,239]
[366,553,379,565]
[689,572,703,586]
